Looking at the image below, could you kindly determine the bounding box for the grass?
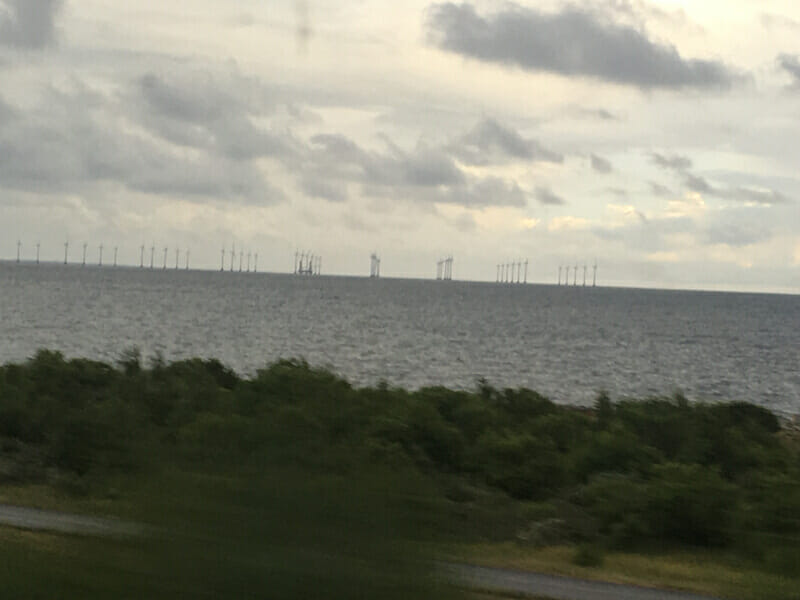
[446,542,800,600]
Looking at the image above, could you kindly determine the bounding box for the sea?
[1,262,799,414]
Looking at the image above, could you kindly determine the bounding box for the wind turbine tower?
[524,259,528,284]
[140,245,145,268]
[82,242,87,267]
[583,264,587,287]
[16,240,21,263]
[64,241,69,265]
[35,242,40,265]
[573,263,578,286]
[593,261,598,287]
[99,244,103,267]
[113,246,118,267]
[150,244,155,269]
[162,246,168,270]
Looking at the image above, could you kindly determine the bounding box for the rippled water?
[2,263,799,412]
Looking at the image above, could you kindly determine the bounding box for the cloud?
[0,0,62,48]
[308,133,527,208]
[426,2,739,90]
[651,152,692,171]
[762,13,800,32]
[0,82,285,205]
[683,172,790,205]
[535,186,565,205]
[451,117,562,165]
[777,54,800,86]
[649,181,672,197]
[134,71,297,161]
[300,176,347,203]
[590,154,613,173]
[436,176,527,208]
[548,216,589,231]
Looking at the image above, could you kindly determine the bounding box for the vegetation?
[1,349,800,598]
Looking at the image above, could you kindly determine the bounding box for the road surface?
[449,563,722,600]
[0,503,721,600]
[0,503,141,536]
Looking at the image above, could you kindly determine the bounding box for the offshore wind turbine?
[558,265,562,285]
[162,246,168,270]
[593,260,597,287]
[573,263,578,286]
[16,240,21,263]
[140,245,145,268]
[64,240,69,265]
[220,246,225,271]
[230,243,235,272]
[185,250,190,270]
[253,253,258,273]
[583,264,587,287]
[524,259,528,284]
[35,242,40,265]
[113,246,118,267]
[82,242,87,267]
[150,244,155,269]
[239,250,243,273]
[99,244,103,267]
[175,248,180,270]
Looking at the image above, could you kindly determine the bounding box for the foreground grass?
[448,542,800,600]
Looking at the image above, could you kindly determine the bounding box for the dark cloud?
[0,0,62,48]
[682,172,790,205]
[300,176,347,203]
[591,154,613,173]
[436,177,527,208]
[649,181,672,197]
[308,133,528,208]
[426,3,739,89]
[134,72,297,161]
[451,118,562,165]
[684,173,713,194]
[0,83,284,204]
[651,152,692,171]
[777,54,800,86]
[703,223,770,247]
[535,186,565,205]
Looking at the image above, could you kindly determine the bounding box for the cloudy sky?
[2,0,799,292]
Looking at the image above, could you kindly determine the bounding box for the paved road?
[449,563,722,600]
[0,503,141,536]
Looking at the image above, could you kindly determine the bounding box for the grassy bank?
[1,350,799,598]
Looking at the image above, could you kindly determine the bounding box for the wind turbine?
[573,263,578,286]
[35,242,40,265]
[140,244,145,268]
[64,240,69,265]
[150,244,155,269]
[162,246,168,270]
[16,240,21,263]
[82,242,87,267]
[583,264,587,287]
[99,244,103,267]
[593,260,598,287]
[113,246,118,267]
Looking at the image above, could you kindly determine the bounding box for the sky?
[1,0,799,293]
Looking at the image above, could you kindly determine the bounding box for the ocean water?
[1,262,799,413]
